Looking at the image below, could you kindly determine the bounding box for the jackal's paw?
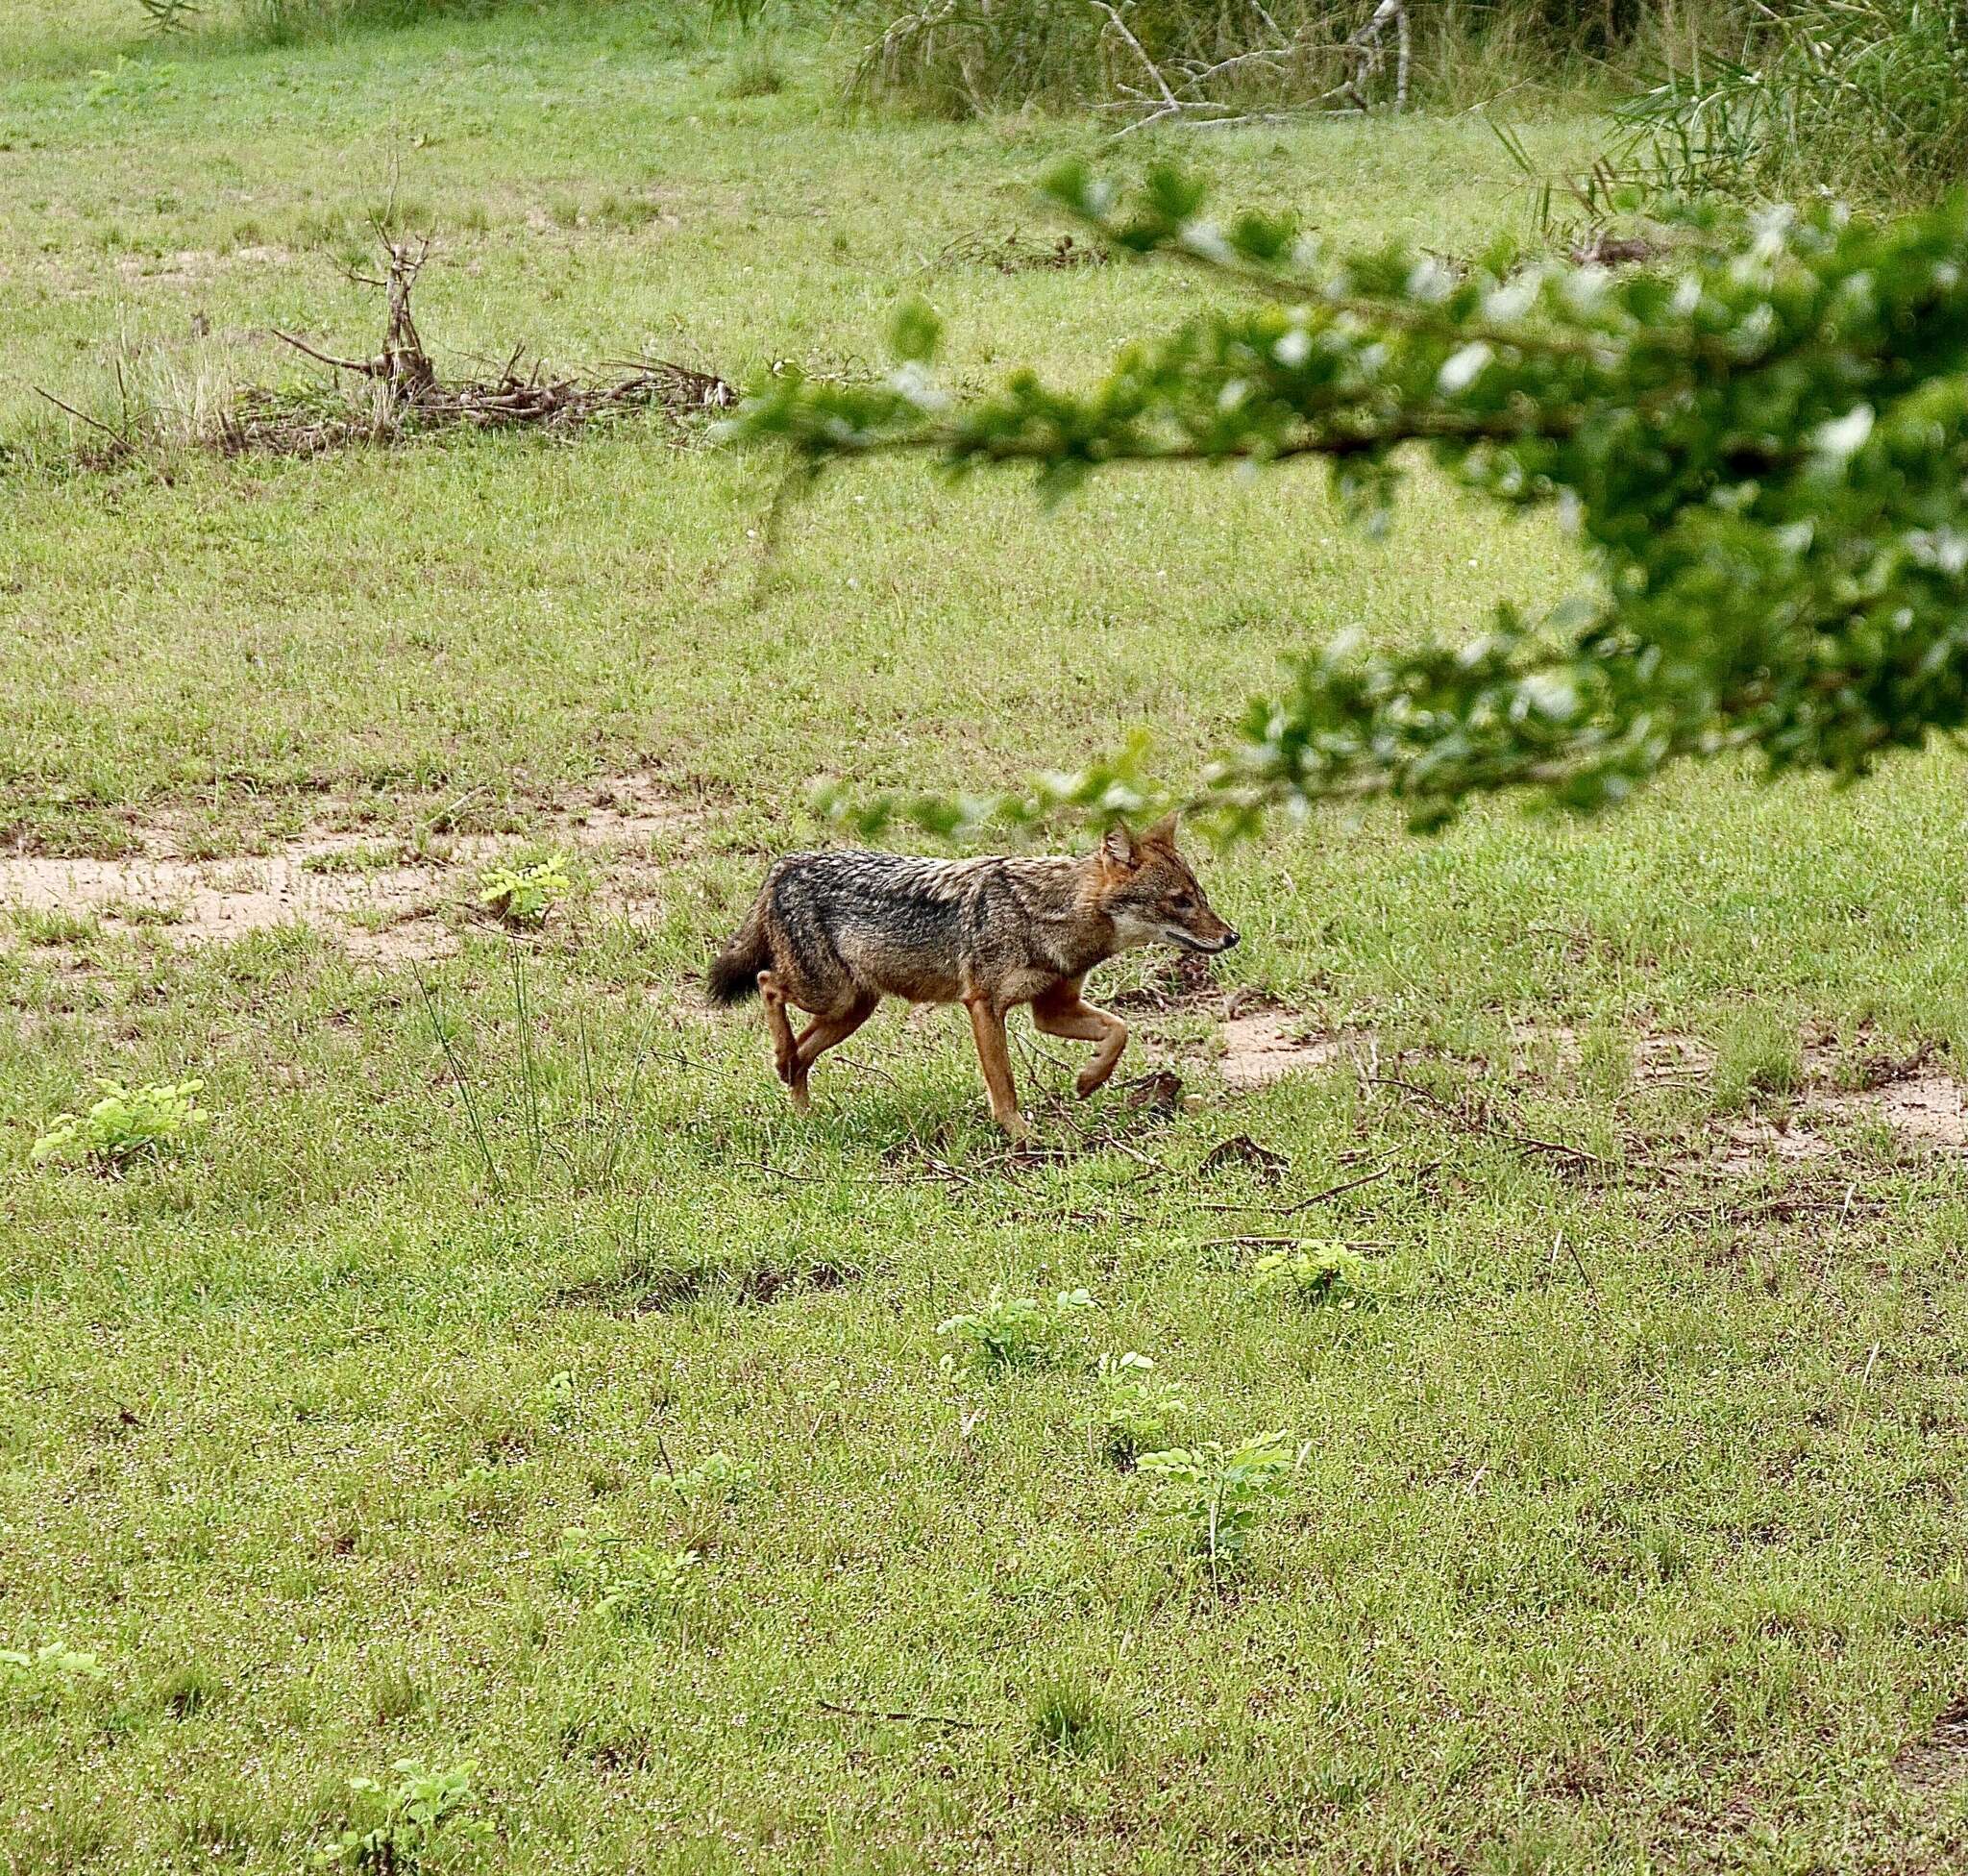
[998,1112,1036,1144]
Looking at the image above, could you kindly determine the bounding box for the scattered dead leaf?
[1197,1134,1290,1182]
[1119,1069,1186,1115]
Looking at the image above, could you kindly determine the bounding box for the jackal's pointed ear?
[1142,811,1179,852]
[1100,822,1139,871]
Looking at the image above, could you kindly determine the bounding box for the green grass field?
[6,6,1968,1872]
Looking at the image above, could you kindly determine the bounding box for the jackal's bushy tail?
[706,900,770,1005]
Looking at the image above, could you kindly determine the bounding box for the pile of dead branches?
[933,228,1108,274]
[1098,0,1411,137]
[224,234,735,457]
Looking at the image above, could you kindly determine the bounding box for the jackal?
[705,816,1237,1138]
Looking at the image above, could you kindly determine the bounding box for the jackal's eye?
[1170,892,1195,911]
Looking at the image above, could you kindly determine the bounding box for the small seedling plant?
[937,1287,1094,1374]
[1248,1243,1371,1308]
[0,1642,105,1711]
[314,1759,489,1873]
[1137,1432,1306,1571]
[661,1451,759,1504]
[1095,1352,1192,1469]
[32,1078,209,1171]
[478,852,571,928]
[553,1528,703,1629]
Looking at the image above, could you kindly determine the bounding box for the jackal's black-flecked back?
[706,835,1234,1019]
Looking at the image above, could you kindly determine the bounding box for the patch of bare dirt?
[1636,1032,1715,1083]
[114,247,281,285]
[1112,954,1366,1093]
[1717,1116,1836,1175]
[1708,1031,1968,1171]
[0,851,452,961]
[0,772,703,963]
[1508,1021,1714,1085]
[1896,1699,1968,1791]
[1215,1012,1358,1092]
[1500,1021,1962,1170]
[548,774,700,846]
[1821,1074,1968,1149]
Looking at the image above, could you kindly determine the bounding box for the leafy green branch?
[736,163,1968,831]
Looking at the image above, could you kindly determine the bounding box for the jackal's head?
[1095,816,1239,954]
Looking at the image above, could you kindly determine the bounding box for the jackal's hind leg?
[1032,980,1129,1098]
[790,994,880,1108]
[757,971,803,1107]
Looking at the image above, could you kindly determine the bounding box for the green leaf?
[890,297,943,366]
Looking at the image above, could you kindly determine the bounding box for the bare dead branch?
[33,386,128,445]
[1099,0,1408,137]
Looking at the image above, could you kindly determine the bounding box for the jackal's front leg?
[1032,980,1129,1097]
[964,998,1033,1142]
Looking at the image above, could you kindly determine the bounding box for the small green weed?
[726,40,787,98]
[0,1642,106,1710]
[478,852,571,929]
[150,1661,219,1717]
[368,1662,428,1724]
[1095,1351,1192,1469]
[14,905,101,947]
[1247,1244,1370,1308]
[661,1451,759,1504]
[1137,1432,1306,1570]
[937,1287,1094,1374]
[1712,1007,1805,1111]
[32,1078,210,1171]
[553,1529,703,1630]
[86,59,180,107]
[430,1460,529,1528]
[711,0,774,33]
[313,1759,489,1873]
[99,897,185,927]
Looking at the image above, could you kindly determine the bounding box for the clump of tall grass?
[24,332,254,474]
[1611,0,1968,206]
